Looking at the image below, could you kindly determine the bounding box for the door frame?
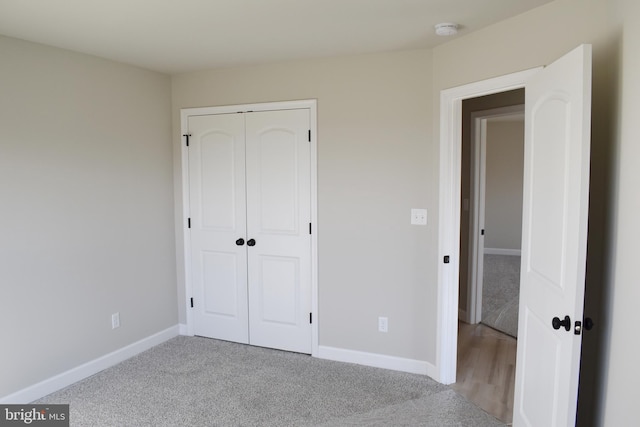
[437,69,540,384]
[467,105,524,324]
[179,99,319,356]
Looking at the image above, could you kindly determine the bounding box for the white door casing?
[180,100,318,356]
[513,44,592,427]
[438,67,540,384]
[468,114,489,324]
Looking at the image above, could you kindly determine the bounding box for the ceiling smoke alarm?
[435,23,459,36]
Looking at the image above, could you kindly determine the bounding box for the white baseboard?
[317,345,438,379]
[178,323,189,335]
[484,247,521,256]
[0,325,180,404]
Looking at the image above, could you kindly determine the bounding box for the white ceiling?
[0,0,553,75]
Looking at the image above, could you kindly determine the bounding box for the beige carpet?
[35,336,506,426]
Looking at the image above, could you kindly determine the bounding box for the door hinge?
[187,218,191,228]
[444,255,450,264]
[309,313,312,324]
[308,130,311,142]
[309,223,312,235]
[190,297,194,308]
[481,229,485,236]
[183,133,191,147]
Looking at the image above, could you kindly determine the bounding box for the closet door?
[188,113,249,343]
[245,109,312,354]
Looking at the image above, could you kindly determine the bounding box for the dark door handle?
[235,238,245,246]
[247,239,256,247]
[552,315,571,332]
[584,317,594,331]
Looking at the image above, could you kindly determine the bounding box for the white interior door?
[245,109,312,354]
[188,113,249,343]
[513,44,592,426]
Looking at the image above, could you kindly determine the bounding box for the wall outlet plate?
[411,209,427,225]
[378,316,388,333]
[111,312,120,329]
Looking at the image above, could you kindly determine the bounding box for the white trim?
[179,99,319,356]
[308,103,319,357]
[178,323,189,335]
[437,68,541,385]
[467,115,487,323]
[317,346,437,378]
[484,248,522,256]
[181,99,316,117]
[180,110,194,337]
[0,326,179,404]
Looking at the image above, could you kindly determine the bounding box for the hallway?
[451,322,517,424]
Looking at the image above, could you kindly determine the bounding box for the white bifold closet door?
[188,109,312,354]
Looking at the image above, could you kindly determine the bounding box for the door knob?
[552,315,571,331]
[247,239,256,247]
[584,317,594,331]
[235,238,245,246]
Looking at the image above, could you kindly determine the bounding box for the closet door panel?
[188,113,249,343]
[255,128,298,233]
[258,255,299,324]
[199,133,238,230]
[245,109,312,354]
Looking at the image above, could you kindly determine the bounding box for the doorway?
[435,68,539,387]
[438,45,592,426]
[453,94,525,424]
[463,101,525,328]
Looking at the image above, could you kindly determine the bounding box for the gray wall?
[172,50,436,361]
[0,36,176,398]
[484,119,524,251]
[599,0,640,425]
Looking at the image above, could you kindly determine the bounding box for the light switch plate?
[411,209,427,225]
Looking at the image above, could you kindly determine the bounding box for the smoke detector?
[435,23,459,36]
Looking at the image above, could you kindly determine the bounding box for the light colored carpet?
[35,336,505,426]
[481,255,520,338]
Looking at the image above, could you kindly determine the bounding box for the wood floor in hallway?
[451,321,517,425]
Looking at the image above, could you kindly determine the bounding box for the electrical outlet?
[111,312,120,329]
[411,209,427,225]
[378,316,388,333]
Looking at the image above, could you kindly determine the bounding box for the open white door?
[513,44,591,426]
